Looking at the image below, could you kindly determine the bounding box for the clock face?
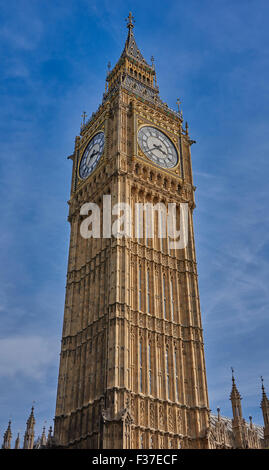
[79,132,105,179]
[138,126,178,169]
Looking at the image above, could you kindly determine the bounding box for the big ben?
[54,13,210,449]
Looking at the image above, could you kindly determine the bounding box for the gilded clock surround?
[137,123,181,174]
[77,126,106,182]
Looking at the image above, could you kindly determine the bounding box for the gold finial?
[151,56,155,68]
[126,12,135,30]
[81,111,87,126]
[176,98,182,114]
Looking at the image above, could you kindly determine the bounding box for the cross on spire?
[176,98,182,115]
[261,376,264,390]
[81,111,87,126]
[126,12,135,30]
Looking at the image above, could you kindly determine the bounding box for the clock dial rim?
[79,131,105,180]
[138,125,179,169]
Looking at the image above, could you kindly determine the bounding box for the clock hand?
[146,145,163,152]
[146,144,167,156]
[153,144,167,155]
[86,150,98,164]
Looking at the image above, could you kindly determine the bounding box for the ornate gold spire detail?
[126,11,135,31]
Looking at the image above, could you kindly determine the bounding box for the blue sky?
[0,0,268,443]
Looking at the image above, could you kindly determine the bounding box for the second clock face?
[79,131,105,179]
[138,126,178,169]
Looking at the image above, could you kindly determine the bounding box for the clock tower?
[54,13,210,449]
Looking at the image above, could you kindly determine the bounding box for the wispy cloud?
[0,335,58,380]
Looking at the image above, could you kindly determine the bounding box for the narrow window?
[136,203,141,238]
[148,343,152,395]
[174,348,179,401]
[160,211,163,251]
[138,267,142,311]
[140,341,143,392]
[147,270,150,314]
[170,279,174,321]
[163,274,167,319]
[166,347,170,399]
[145,209,148,246]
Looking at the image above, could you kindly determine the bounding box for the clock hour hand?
[154,144,167,155]
[146,144,167,156]
[86,149,98,164]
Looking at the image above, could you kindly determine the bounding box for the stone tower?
[54,13,210,449]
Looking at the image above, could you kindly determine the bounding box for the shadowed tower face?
[54,13,210,449]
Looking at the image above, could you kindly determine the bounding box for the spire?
[104,12,157,103]
[46,425,53,448]
[261,376,269,404]
[23,406,36,449]
[2,420,12,449]
[230,368,243,418]
[122,12,149,65]
[126,11,135,32]
[14,432,20,449]
[260,376,269,426]
[230,368,242,400]
[40,426,47,447]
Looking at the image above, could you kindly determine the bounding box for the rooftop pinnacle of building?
[261,376,269,407]
[229,368,242,401]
